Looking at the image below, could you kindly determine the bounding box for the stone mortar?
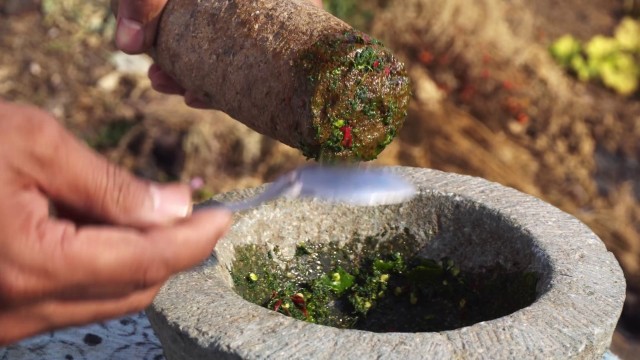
[147,167,625,359]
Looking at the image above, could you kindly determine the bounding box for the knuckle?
[22,106,59,137]
[139,261,169,289]
[120,0,162,21]
[10,106,67,168]
[95,163,140,219]
[0,317,23,346]
[0,274,13,304]
[0,269,28,306]
[125,290,158,315]
[0,103,58,142]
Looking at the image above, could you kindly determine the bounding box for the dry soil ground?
[1,0,639,357]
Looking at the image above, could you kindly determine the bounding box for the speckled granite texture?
[147,167,625,359]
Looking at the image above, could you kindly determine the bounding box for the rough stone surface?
[152,0,409,160]
[147,167,625,359]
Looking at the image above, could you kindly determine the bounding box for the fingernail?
[152,79,185,95]
[116,17,144,53]
[148,63,163,76]
[150,185,191,222]
[185,98,210,109]
[185,93,210,109]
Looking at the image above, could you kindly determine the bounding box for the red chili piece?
[373,60,380,69]
[274,299,283,312]
[384,67,391,77]
[290,294,309,318]
[290,294,305,306]
[340,126,353,148]
[516,112,530,125]
[418,50,434,65]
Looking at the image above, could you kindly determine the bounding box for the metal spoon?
[194,165,417,212]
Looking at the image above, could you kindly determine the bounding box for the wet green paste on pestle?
[297,31,411,161]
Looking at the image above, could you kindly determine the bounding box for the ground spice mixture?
[231,230,538,332]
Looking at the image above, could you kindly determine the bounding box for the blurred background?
[0,0,638,357]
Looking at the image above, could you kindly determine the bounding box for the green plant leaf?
[372,252,404,273]
[585,35,619,60]
[600,53,639,95]
[615,17,640,52]
[549,34,582,67]
[317,267,355,295]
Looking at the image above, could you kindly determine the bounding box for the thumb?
[113,0,168,54]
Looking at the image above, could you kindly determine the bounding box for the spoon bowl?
[194,165,417,212]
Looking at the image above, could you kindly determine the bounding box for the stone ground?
[0,0,639,357]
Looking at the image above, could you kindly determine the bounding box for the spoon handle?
[193,170,301,213]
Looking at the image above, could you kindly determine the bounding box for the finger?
[148,65,211,108]
[5,209,231,303]
[0,284,161,346]
[310,0,323,8]
[184,91,211,109]
[149,63,186,95]
[115,0,168,54]
[50,202,109,226]
[22,112,190,227]
[64,209,232,288]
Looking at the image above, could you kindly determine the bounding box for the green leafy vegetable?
[231,234,539,332]
[549,34,582,67]
[549,17,640,95]
[615,17,640,52]
[317,267,355,295]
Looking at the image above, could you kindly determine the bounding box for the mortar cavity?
[225,192,549,333]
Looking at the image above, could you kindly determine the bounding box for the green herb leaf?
[549,34,582,67]
[318,267,355,295]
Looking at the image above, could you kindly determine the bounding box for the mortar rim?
[148,167,625,359]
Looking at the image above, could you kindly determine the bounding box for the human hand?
[113,0,325,108]
[0,102,232,345]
